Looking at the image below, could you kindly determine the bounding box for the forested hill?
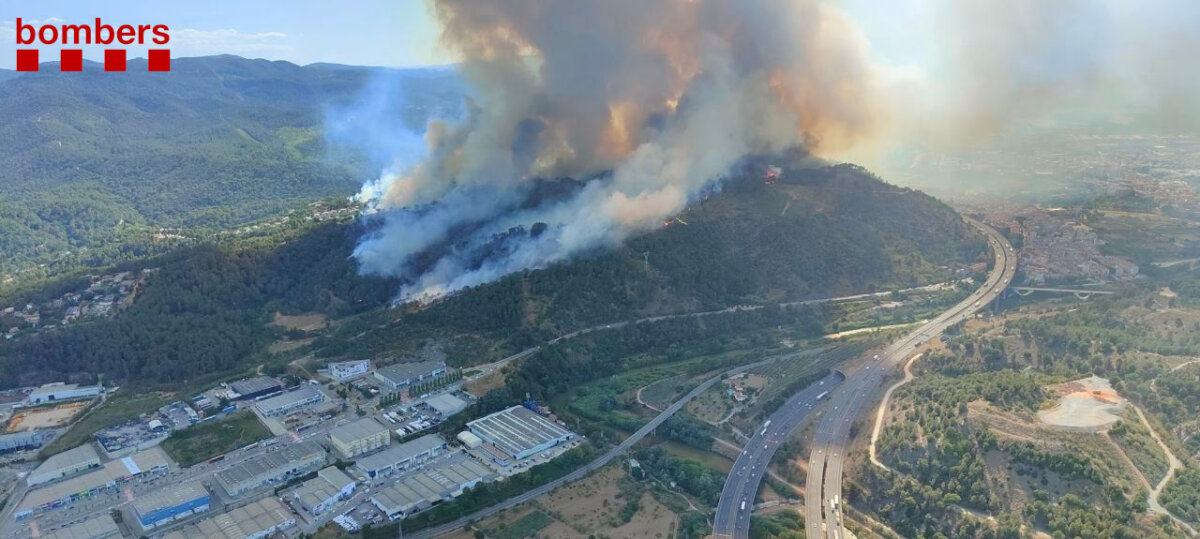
[403,163,985,342]
[0,163,987,389]
[0,55,463,275]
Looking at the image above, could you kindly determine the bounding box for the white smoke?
[348,0,881,302]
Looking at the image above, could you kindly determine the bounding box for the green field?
[161,410,272,467]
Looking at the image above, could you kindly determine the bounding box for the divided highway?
[711,370,844,538]
[804,217,1017,539]
[407,357,782,538]
[409,218,1013,539]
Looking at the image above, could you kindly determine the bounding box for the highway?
[804,217,1017,539]
[710,370,844,538]
[405,356,784,539]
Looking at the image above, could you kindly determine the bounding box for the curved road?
[405,224,1004,539]
[406,356,780,538]
[804,218,1017,539]
[711,370,844,538]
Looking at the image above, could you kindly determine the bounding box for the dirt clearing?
[1038,376,1126,431]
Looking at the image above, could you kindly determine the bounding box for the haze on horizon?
[331,0,1198,302]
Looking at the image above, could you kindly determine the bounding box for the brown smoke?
[353,0,887,300]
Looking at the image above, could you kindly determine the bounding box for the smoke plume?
[352,0,883,301]
[875,0,1200,148]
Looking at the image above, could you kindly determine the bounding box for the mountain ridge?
[0,54,464,276]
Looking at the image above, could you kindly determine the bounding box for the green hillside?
[0,55,462,276]
[0,164,986,389]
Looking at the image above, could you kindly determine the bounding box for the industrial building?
[425,393,469,417]
[373,361,447,389]
[328,417,390,458]
[227,376,284,400]
[328,359,370,381]
[215,440,325,496]
[26,382,102,405]
[15,446,170,519]
[369,459,494,520]
[130,482,210,530]
[292,466,356,516]
[467,405,576,461]
[0,430,43,452]
[457,431,482,449]
[26,443,102,486]
[254,385,323,417]
[356,434,446,478]
[163,497,295,539]
[44,513,121,539]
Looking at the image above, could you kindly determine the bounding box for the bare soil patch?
[5,401,88,432]
[1038,376,1126,431]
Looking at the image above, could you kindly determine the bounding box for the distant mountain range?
[0,55,464,275]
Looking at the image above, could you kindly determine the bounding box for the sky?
[0,0,937,71]
[0,0,453,69]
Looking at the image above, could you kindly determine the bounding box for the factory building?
[327,359,370,381]
[456,431,482,449]
[424,393,469,417]
[227,376,284,400]
[0,431,43,452]
[467,406,576,461]
[373,361,447,389]
[355,434,446,478]
[26,383,102,405]
[369,459,494,520]
[14,446,171,520]
[43,513,121,539]
[163,497,295,539]
[26,443,102,486]
[130,482,210,530]
[292,466,356,516]
[215,440,325,497]
[329,417,390,458]
[254,385,323,417]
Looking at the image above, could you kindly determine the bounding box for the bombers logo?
[14,18,170,72]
